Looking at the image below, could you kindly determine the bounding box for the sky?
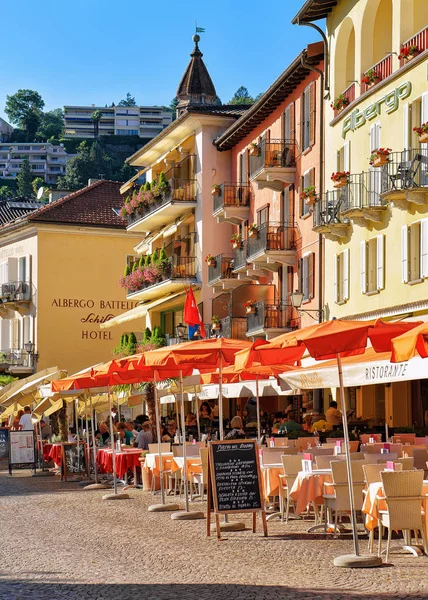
[1,0,323,121]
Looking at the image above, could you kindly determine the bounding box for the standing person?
[225,416,246,440]
[135,422,153,450]
[326,401,343,427]
[40,419,52,440]
[243,397,258,427]
[19,406,34,431]
[12,410,24,431]
[199,402,213,429]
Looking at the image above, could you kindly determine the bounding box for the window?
[334,249,349,304]
[283,103,295,142]
[299,252,315,302]
[116,129,139,135]
[300,168,315,217]
[161,308,184,338]
[360,235,384,294]
[301,82,316,151]
[239,150,248,184]
[337,141,350,172]
[257,205,269,226]
[18,255,31,285]
[402,220,428,283]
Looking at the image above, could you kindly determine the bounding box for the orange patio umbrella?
[390,322,428,363]
[237,318,422,564]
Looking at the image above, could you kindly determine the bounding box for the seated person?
[243,397,258,427]
[272,412,283,431]
[279,411,302,433]
[199,402,213,429]
[116,422,134,445]
[162,420,177,442]
[135,422,153,450]
[185,412,197,427]
[325,401,343,426]
[302,414,314,432]
[311,414,333,433]
[95,421,110,444]
[225,416,246,440]
[125,420,138,439]
[40,419,52,440]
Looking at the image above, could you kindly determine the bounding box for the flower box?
[232,242,240,250]
[418,132,428,143]
[249,145,260,156]
[248,229,258,238]
[207,259,216,267]
[246,305,256,314]
[211,322,220,331]
[333,177,348,189]
[372,155,388,167]
[305,193,316,205]
[211,186,221,196]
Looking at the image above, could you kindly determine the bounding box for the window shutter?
[369,123,381,152]
[333,253,338,303]
[422,93,428,128]
[376,235,384,290]
[12,318,20,349]
[401,225,409,283]
[303,256,309,300]
[420,219,428,278]
[0,262,7,286]
[360,240,367,294]
[309,167,316,188]
[300,175,304,216]
[298,258,303,297]
[7,257,17,282]
[343,248,350,301]
[309,82,316,146]
[403,103,409,151]
[343,141,350,172]
[289,103,295,142]
[298,94,303,149]
[308,253,314,299]
[238,153,243,183]
[1,319,10,352]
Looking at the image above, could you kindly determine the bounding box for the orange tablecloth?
[144,453,180,477]
[289,470,333,515]
[362,480,428,534]
[97,448,143,478]
[261,464,283,501]
[47,443,63,466]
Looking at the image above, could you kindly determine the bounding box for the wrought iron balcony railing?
[127,256,196,296]
[0,281,32,303]
[246,301,294,334]
[247,222,295,260]
[233,240,248,271]
[340,172,387,213]
[207,254,236,285]
[212,183,252,215]
[381,148,428,192]
[361,55,392,93]
[220,316,247,340]
[249,139,296,178]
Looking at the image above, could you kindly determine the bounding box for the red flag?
[184,288,206,338]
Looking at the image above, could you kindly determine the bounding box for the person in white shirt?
[19,406,34,431]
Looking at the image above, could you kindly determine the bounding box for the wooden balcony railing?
[399,25,428,68]
[333,83,355,118]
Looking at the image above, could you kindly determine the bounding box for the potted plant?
[205,254,216,267]
[300,186,317,205]
[362,68,381,88]
[247,223,258,238]
[331,171,350,189]
[211,315,221,330]
[330,94,350,112]
[230,233,242,249]
[369,147,392,167]
[249,142,260,156]
[413,123,428,144]
[398,45,419,63]
[211,184,221,196]
[244,300,256,314]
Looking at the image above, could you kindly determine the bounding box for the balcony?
[218,316,247,340]
[247,222,296,271]
[313,191,350,238]
[212,183,251,224]
[246,301,295,339]
[126,256,198,301]
[399,26,428,68]
[0,348,35,375]
[249,139,296,191]
[232,240,248,273]
[0,282,32,306]
[380,148,428,205]
[207,254,250,292]
[361,56,392,94]
[126,178,197,233]
[340,172,387,222]
[333,83,355,118]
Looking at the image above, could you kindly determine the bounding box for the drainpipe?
[300,50,325,415]
[296,19,330,94]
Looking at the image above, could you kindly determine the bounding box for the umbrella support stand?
[333,353,382,569]
[171,372,204,521]
[84,391,109,490]
[102,386,129,501]
[33,421,55,477]
[148,373,179,513]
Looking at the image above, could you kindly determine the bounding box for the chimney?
[88,178,99,186]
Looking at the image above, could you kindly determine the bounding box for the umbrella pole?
[256,377,261,442]
[102,385,129,500]
[75,399,81,477]
[90,392,98,483]
[219,353,224,440]
[84,395,91,480]
[333,353,382,568]
[195,387,201,442]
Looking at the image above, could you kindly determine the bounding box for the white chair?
[378,470,428,562]
[262,448,286,465]
[362,463,385,553]
[364,453,398,463]
[190,448,208,501]
[279,455,303,522]
[148,443,171,454]
[323,460,365,534]
[316,455,333,470]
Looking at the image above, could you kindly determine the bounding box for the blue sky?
[1,0,323,121]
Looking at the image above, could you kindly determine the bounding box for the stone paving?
[1,469,428,600]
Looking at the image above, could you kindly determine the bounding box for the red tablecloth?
[97,449,143,478]
[42,444,53,462]
[48,444,63,466]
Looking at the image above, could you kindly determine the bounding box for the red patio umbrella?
[390,322,428,362]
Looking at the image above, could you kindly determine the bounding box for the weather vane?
[195,21,205,34]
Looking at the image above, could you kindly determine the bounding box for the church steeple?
[176,35,218,116]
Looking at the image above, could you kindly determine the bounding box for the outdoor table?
[42,443,53,463]
[48,443,63,466]
[260,462,283,501]
[96,448,143,479]
[289,469,333,530]
[144,452,177,477]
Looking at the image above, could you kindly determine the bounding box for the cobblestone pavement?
[1,470,428,600]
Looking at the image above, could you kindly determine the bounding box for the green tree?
[36,108,64,141]
[91,110,102,138]
[228,86,255,105]
[16,158,34,197]
[57,141,93,190]
[0,186,13,200]
[5,89,45,141]
[118,93,136,107]
[32,177,45,196]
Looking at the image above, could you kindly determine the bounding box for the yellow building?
[293,0,428,427]
[0,180,140,376]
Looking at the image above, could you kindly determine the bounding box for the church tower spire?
[176,34,218,116]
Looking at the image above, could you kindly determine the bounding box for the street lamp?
[24,341,38,367]
[175,323,187,342]
[290,290,324,322]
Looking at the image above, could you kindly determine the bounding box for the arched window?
[334,18,356,98]
[361,0,393,73]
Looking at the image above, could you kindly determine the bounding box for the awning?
[162,212,194,238]
[0,367,67,407]
[134,227,167,254]
[100,291,185,329]
[199,378,297,400]
[280,348,428,390]
[120,168,149,194]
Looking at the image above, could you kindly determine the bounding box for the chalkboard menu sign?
[9,430,36,474]
[61,442,87,480]
[0,428,9,460]
[207,440,267,539]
